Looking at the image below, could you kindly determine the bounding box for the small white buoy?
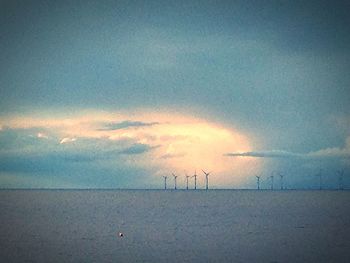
[118,232,124,238]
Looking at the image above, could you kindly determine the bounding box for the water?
[1,190,349,262]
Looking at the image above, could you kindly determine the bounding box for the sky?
[0,0,350,189]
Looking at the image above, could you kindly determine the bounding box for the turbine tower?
[279,173,284,190]
[172,173,178,190]
[162,176,167,190]
[255,175,261,190]
[337,169,344,190]
[185,172,190,190]
[202,170,211,190]
[192,170,198,190]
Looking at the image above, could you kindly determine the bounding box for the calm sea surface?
[1,190,349,262]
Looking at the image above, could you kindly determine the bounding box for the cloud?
[0,140,159,178]
[37,132,48,139]
[60,137,77,144]
[119,143,158,155]
[0,110,258,188]
[225,137,350,160]
[0,151,153,188]
[160,153,186,159]
[308,138,350,159]
[225,150,303,159]
[99,120,159,131]
[0,127,50,150]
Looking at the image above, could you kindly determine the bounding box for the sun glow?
[144,115,260,186]
[0,110,261,186]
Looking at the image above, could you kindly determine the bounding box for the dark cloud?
[98,120,159,131]
[160,153,186,159]
[0,127,54,150]
[119,143,159,155]
[0,153,154,189]
[0,141,159,188]
[0,127,158,177]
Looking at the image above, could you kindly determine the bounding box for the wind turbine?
[185,172,190,190]
[192,170,198,190]
[202,170,211,190]
[279,173,284,190]
[162,176,167,190]
[255,175,261,190]
[337,169,344,190]
[172,173,178,190]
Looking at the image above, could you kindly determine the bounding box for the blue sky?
[0,0,349,189]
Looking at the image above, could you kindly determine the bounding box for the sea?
[1,190,349,262]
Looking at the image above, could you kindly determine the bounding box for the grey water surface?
[1,190,349,263]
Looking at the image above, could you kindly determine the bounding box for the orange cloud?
[0,110,261,187]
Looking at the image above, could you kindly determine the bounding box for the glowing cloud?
[0,110,261,187]
[37,132,48,139]
[60,137,77,144]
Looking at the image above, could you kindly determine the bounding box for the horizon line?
[0,188,349,191]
